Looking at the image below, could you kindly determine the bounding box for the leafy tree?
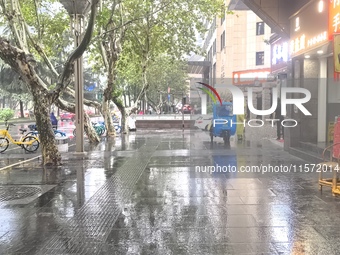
[119,0,225,115]
[89,0,224,134]
[119,54,188,113]
[0,0,100,165]
[0,63,32,116]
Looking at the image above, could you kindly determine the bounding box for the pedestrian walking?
[50,112,58,129]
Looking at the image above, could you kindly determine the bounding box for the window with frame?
[256,51,264,65]
[220,31,225,50]
[207,47,211,61]
[207,47,212,61]
[256,22,264,35]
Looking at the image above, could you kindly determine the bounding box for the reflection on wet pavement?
[0,130,340,254]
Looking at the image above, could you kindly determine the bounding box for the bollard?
[55,136,69,152]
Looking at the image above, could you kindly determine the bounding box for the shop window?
[256,51,264,65]
[256,22,264,35]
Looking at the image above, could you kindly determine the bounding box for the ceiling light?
[317,50,323,54]
[305,55,310,59]
[318,1,324,13]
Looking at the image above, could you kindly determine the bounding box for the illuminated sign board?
[272,42,288,65]
[290,31,328,55]
[271,40,289,73]
[232,68,271,85]
[329,0,340,39]
[290,0,328,57]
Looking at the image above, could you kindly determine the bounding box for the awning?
[228,0,250,10]
[187,61,211,74]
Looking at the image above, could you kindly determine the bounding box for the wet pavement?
[0,128,340,254]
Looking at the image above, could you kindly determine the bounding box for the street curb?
[0,118,36,125]
[268,138,284,147]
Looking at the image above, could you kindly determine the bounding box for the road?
[0,129,335,255]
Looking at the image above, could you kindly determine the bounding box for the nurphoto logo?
[198,82,311,128]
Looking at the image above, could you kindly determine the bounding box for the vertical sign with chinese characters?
[330,0,340,75]
[271,39,289,73]
[334,34,340,72]
[329,0,340,40]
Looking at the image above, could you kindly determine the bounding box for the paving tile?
[2,130,340,254]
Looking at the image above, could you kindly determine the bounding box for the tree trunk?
[12,98,16,109]
[115,100,128,134]
[102,99,116,137]
[127,89,131,107]
[84,113,99,142]
[124,93,127,108]
[33,95,61,166]
[19,100,24,118]
[131,56,149,113]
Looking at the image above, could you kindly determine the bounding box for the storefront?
[287,0,330,148]
[271,35,289,91]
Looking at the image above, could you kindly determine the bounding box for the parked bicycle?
[98,121,121,133]
[72,122,120,137]
[73,122,105,137]
[27,124,67,138]
[0,121,40,153]
[93,122,106,136]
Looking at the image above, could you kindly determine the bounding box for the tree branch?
[64,86,102,109]
[55,0,100,94]
[33,0,41,39]
[0,37,49,96]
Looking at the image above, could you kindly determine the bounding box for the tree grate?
[0,186,41,201]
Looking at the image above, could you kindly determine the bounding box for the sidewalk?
[0,130,340,254]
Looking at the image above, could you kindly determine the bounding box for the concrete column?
[74,14,84,153]
[318,57,327,142]
[201,93,207,115]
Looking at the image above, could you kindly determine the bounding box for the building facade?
[229,0,339,158]
[201,0,274,119]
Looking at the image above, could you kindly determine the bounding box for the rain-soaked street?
[0,128,340,254]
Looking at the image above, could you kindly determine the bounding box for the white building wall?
[246,12,272,70]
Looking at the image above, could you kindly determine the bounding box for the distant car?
[194,115,213,130]
[16,110,34,118]
[60,112,75,121]
[85,109,95,116]
[128,115,137,131]
[182,104,192,114]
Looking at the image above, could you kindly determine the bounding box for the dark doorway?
[256,93,262,119]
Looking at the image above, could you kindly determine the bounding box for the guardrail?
[134,114,198,120]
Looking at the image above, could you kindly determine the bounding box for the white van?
[194,115,213,130]
[128,115,136,131]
